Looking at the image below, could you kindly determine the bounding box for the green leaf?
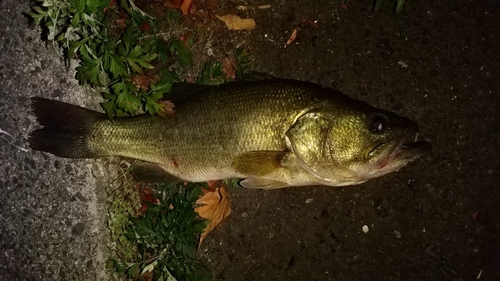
[395,0,406,13]
[235,48,252,79]
[155,40,170,63]
[71,12,81,27]
[76,56,102,85]
[121,25,137,55]
[170,39,192,67]
[124,46,156,73]
[150,78,172,98]
[197,60,224,85]
[113,260,134,273]
[142,259,158,273]
[108,53,128,78]
[164,8,181,26]
[85,0,111,13]
[100,99,116,118]
[112,81,142,114]
[144,96,160,115]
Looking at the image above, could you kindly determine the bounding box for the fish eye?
[369,114,388,133]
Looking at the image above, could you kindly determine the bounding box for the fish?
[28,79,431,189]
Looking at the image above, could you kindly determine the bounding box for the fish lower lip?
[382,128,431,168]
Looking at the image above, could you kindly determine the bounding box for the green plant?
[234,48,252,80]
[109,182,208,281]
[107,182,142,265]
[374,0,407,14]
[29,0,180,117]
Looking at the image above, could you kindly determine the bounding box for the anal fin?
[130,162,182,183]
[239,178,289,189]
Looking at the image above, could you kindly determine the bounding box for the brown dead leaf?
[216,14,256,30]
[115,18,127,30]
[195,185,232,246]
[286,28,298,45]
[206,0,217,10]
[236,4,271,10]
[153,3,166,18]
[222,57,237,79]
[131,74,155,91]
[141,271,154,281]
[164,0,181,8]
[181,0,194,15]
[157,100,175,118]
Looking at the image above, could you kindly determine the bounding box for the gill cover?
[285,110,335,185]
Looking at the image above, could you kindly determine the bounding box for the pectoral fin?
[130,162,182,183]
[233,150,288,176]
[239,178,289,189]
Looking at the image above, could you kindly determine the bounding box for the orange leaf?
[286,28,298,45]
[115,18,127,30]
[157,100,175,118]
[131,74,154,91]
[216,14,256,30]
[181,0,194,15]
[195,185,232,246]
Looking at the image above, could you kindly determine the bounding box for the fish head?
[287,102,431,186]
[321,106,431,185]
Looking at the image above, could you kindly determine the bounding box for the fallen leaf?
[195,185,232,246]
[398,61,409,69]
[236,4,271,10]
[135,185,160,217]
[153,3,166,18]
[216,14,256,30]
[471,211,478,222]
[142,271,154,281]
[286,28,298,45]
[222,57,237,79]
[131,74,155,91]
[158,100,175,118]
[115,18,127,30]
[301,17,318,28]
[164,0,181,8]
[206,0,217,11]
[181,0,194,15]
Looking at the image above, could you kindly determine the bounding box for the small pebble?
[362,225,369,233]
[394,230,401,238]
[305,198,314,204]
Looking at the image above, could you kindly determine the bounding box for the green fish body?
[29,79,430,189]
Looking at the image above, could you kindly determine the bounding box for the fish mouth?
[371,123,431,172]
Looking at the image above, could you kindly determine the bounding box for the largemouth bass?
[29,79,430,189]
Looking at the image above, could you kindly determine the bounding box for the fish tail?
[29,97,106,158]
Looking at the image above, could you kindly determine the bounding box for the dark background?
[200,1,500,280]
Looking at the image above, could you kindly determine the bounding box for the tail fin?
[29,97,106,158]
